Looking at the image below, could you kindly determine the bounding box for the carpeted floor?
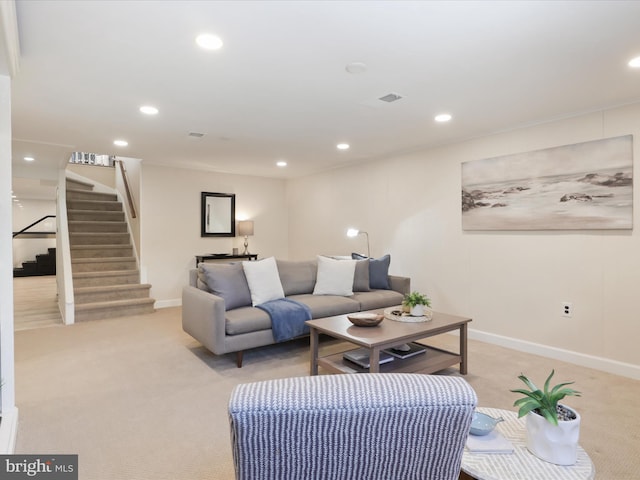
[14,307,640,479]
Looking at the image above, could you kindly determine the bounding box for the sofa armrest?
[182,285,228,355]
[388,275,410,295]
[229,374,476,480]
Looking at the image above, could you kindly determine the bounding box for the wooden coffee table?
[306,308,471,375]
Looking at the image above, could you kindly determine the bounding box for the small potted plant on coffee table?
[511,369,581,465]
[402,291,431,317]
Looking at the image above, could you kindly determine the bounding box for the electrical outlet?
[561,302,573,318]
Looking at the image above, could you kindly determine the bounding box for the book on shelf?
[383,342,427,359]
[343,348,394,369]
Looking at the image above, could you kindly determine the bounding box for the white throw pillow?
[242,257,285,306]
[313,255,356,296]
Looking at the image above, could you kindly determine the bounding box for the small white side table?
[460,407,595,480]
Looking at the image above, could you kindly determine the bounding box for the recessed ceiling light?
[140,105,159,115]
[23,156,35,161]
[628,56,640,68]
[434,113,452,123]
[337,143,350,150]
[114,140,128,147]
[196,33,223,51]
[276,161,287,167]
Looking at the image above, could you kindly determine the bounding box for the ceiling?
[9,0,640,198]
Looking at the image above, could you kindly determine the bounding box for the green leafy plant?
[402,291,431,308]
[511,370,581,426]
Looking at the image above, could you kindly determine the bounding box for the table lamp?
[238,221,254,255]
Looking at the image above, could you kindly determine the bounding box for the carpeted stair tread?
[68,220,128,233]
[72,256,136,264]
[73,269,139,278]
[66,188,118,202]
[67,209,125,221]
[69,232,131,245]
[74,284,151,303]
[66,200,123,211]
[71,244,132,251]
[74,284,151,294]
[74,297,155,311]
[71,257,137,273]
[70,245,134,258]
[74,298,156,321]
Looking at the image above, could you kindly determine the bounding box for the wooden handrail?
[115,160,137,219]
[12,215,56,238]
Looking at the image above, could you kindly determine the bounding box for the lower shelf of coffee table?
[317,344,462,375]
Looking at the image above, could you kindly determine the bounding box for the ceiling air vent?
[378,93,403,103]
[188,132,205,138]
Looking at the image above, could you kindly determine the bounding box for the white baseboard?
[468,328,640,381]
[0,406,18,453]
[154,299,181,309]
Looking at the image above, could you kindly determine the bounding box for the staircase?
[66,178,155,321]
[13,248,56,277]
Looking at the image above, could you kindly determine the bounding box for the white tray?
[384,306,433,323]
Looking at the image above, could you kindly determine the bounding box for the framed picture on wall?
[201,192,236,237]
[461,135,633,230]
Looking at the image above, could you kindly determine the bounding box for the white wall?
[67,163,116,188]
[287,103,640,377]
[140,164,288,306]
[12,199,56,267]
[0,73,17,447]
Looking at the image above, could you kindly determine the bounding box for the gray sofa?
[182,257,410,367]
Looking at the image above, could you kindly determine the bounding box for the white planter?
[526,405,581,466]
[409,304,425,316]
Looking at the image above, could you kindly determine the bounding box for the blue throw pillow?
[351,253,391,290]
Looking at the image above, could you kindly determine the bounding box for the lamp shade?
[238,220,254,236]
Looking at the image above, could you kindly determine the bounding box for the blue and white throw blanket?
[256,298,312,342]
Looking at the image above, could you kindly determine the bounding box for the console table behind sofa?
[195,253,258,267]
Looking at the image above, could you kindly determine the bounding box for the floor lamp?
[346,228,370,257]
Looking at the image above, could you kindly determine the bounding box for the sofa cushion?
[242,257,285,306]
[225,307,272,336]
[277,259,317,296]
[351,290,404,311]
[197,262,252,310]
[313,255,356,296]
[288,294,361,318]
[352,253,391,290]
